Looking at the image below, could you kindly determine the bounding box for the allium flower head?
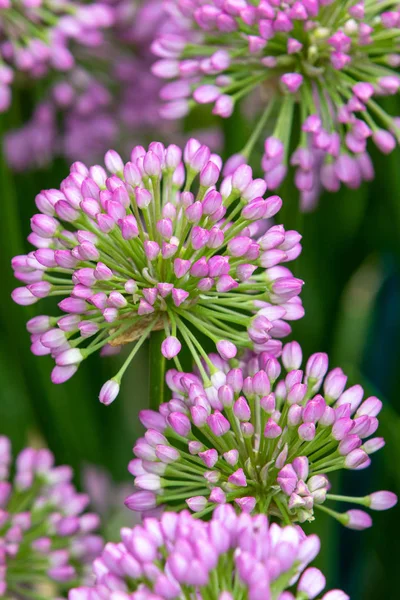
[153,0,400,209]
[69,505,347,600]
[0,0,114,113]
[126,342,397,528]
[11,140,303,404]
[0,436,102,597]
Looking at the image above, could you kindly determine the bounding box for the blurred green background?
[1,95,399,599]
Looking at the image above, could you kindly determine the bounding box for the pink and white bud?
[161,336,182,359]
[125,491,157,512]
[373,129,396,154]
[298,567,326,599]
[344,509,372,530]
[367,491,398,511]
[186,496,208,512]
[216,340,237,360]
[99,379,120,406]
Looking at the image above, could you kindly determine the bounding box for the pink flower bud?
[207,411,230,436]
[55,348,84,366]
[298,422,316,441]
[344,509,372,530]
[31,214,59,238]
[216,340,237,360]
[161,336,182,359]
[193,85,220,104]
[306,352,329,380]
[167,412,191,437]
[344,448,370,470]
[362,437,385,455]
[298,567,326,599]
[321,592,349,600]
[228,468,247,487]
[282,341,303,370]
[373,129,396,154]
[264,418,282,439]
[234,496,256,513]
[281,73,303,93]
[125,491,157,512]
[105,150,124,174]
[99,379,120,406]
[155,445,180,464]
[186,496,208,512]
[367,491,398,511]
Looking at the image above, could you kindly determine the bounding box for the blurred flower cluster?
[153,0,400,209]
[0,0,114,113]
[4,0,177,170]
[0,436,102,597]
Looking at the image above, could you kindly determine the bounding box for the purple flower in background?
[82,464,141,536]
[153,0,400,210]
[4,0,171,169]
[83,464,133,520]
[0,436,102,597]
[4,101,57,172]
[127,342,397,527]
[11,140,304,405]
[69,505,347,600]
[0,0,114,113]
[4,0,224,171]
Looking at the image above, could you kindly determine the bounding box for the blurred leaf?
[0,110,113,472]
[325,248,400,599]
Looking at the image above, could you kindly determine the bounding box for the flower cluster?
[153,0,400,210]
[69,505,347,600]
[126,342,397,529]
[0,0,114,113]
[11,140,304,405]
[3,0,177,170]
[0,436,102,598]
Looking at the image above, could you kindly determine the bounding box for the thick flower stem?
[149,329,167,410]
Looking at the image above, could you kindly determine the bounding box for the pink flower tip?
[281,73,303,93]
[124,491,157,512]
[373,129,396,154]
[161,336,182,359]
[234,496,256,513]
[99,378,120,406]
[344,509,372,530]
[321,591,350,600]
[51,365,78,384]
[186,496,208,512]
[368,491,398,511]
[298,567,326,599]
[216,340,237,360]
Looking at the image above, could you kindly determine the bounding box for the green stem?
[241,98,276,159]
[149,329,167,410]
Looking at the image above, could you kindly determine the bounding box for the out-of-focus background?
[1,92,400,600]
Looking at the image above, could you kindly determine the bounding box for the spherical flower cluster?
[11,140,304,405]
[126,342,397,529]
[0,436,102,598]
[3,0,177,171]
[153,0,400,210]
[0,0,114,113]
[69,505,347,600]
